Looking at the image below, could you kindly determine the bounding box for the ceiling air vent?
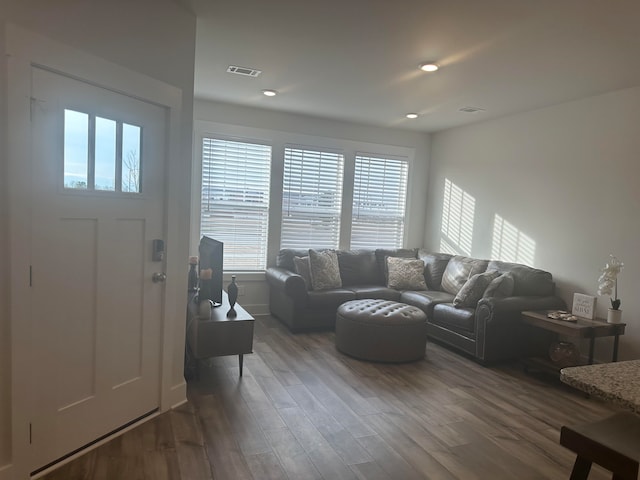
[458,106,486,114]
[227,65,262,77]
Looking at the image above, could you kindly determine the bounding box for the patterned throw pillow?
[386,257,427,290]
[453,271,500,308]
[483,272,515,299]
[308,249,342,290]
[293,256,312,290]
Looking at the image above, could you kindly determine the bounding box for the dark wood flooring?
[42,314,618,479]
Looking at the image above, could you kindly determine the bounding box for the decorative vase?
[188,256,199,292]
[549,341,580,368]
[227,275,238,317]
[607,308,622,324]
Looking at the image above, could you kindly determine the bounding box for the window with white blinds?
[200,138,271,270]
[281,147,344,249]
[351,155,408,249]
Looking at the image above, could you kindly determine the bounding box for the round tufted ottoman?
[335,299,428,363]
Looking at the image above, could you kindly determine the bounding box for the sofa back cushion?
[418,250,453,290]
[441,256,489,295]
[487,260,555,296]
[337,250,383,286]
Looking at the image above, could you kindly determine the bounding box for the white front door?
[29,66,167,471]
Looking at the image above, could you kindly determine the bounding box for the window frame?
[61,107,145,195]
[198,134,273,272]
[280,144,345,250]
[350,153,409,250]
[192,120,417,272]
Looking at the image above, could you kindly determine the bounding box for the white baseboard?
[0,464,13,480]
[167,381,187,410]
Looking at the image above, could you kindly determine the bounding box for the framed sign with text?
[572,293,597,319]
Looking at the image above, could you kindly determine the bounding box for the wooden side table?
[185,290,255,378]
[521,310,625,372]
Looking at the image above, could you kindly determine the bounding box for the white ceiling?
[186,0,640,132]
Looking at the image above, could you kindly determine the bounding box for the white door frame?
[6,24,188,479]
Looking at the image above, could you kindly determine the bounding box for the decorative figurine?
[227,275,238,317]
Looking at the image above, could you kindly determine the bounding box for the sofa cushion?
[441,256,489,295]
[309,249,342,290]
[386,257,427,290]
[337,250,383,286]
[348,285,402,301]
[483,272,515,299]
[293,256,312,290]
[453,271,500,307]
[431,303,476,336]
[400,290,455,317]
[487,260,555,296]
[418,250,453,290]
[375,248,418,281]
[307,289,356,309]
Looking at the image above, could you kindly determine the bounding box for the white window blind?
[281,147,344,249]
[351,155,408,249]
[200,138,271,270]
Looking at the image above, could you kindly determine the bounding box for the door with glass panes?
[29,66,166,471]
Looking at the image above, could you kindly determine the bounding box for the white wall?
[0,21,10,475]
[425,86,640,361]
[0,1,195,475]
[193,99,431,314]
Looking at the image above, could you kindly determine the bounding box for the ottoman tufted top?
[338,299,426,326]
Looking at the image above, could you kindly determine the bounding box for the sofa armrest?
[265,267,308,304]
[474,295,567,363]
[477,295,567,324]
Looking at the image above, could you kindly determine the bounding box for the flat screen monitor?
[198,236,223,307]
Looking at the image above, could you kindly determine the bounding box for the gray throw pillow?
[386,257,427,290]
[308,249,342,290]
[293,256,312,290]
[483,272,515,299]
[454,271,500,308]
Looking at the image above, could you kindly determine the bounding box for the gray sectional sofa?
[265,248,566,363]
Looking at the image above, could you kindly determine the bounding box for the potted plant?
[597,254,624,323]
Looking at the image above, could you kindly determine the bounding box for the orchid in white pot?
[597,254,623,312]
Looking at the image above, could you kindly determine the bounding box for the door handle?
[152,272,167,283]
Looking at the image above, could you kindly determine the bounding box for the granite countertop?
[560,360,640,414]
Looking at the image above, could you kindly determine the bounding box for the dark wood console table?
[521,310,625,373]
[185,290,254,378]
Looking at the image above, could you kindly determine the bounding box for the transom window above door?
[63,109,142,193]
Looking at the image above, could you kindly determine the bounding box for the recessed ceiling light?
[262,89,277,97]
[419,62,439,72]
[406,113,419,119]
